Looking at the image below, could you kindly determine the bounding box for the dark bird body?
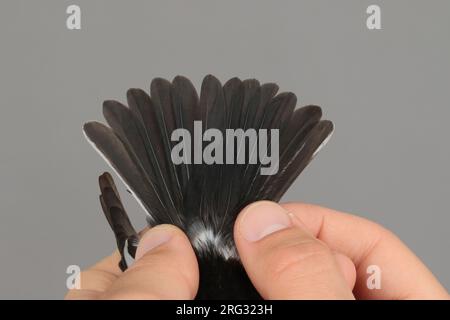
[84,75,333,299]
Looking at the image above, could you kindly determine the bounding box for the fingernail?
[135,225,173,260]
[239,201,292,242]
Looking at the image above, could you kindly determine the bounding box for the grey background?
[0,0,449,299]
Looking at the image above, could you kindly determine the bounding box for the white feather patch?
[312,126,334,159]
[189,223,238,260]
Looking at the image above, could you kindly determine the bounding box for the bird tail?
[84,75,333,298]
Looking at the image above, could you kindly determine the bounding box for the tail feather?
[99,172,138,271]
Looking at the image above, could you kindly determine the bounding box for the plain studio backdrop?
[0,0,449,299]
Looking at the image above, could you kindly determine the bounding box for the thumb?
[101,224,199,299]
[234,201,355,300]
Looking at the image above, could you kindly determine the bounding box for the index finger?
[282,202,448,299]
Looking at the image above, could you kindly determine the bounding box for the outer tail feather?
[99,172,139,271]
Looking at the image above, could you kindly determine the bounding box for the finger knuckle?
[266,238,334,281]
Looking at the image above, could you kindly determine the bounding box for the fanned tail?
[83,75,334,299]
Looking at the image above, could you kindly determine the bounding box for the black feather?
[99,172,138,271]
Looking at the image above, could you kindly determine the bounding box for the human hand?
[66,201,449,299]
[234,201,449,299]
[65,224,199,299]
